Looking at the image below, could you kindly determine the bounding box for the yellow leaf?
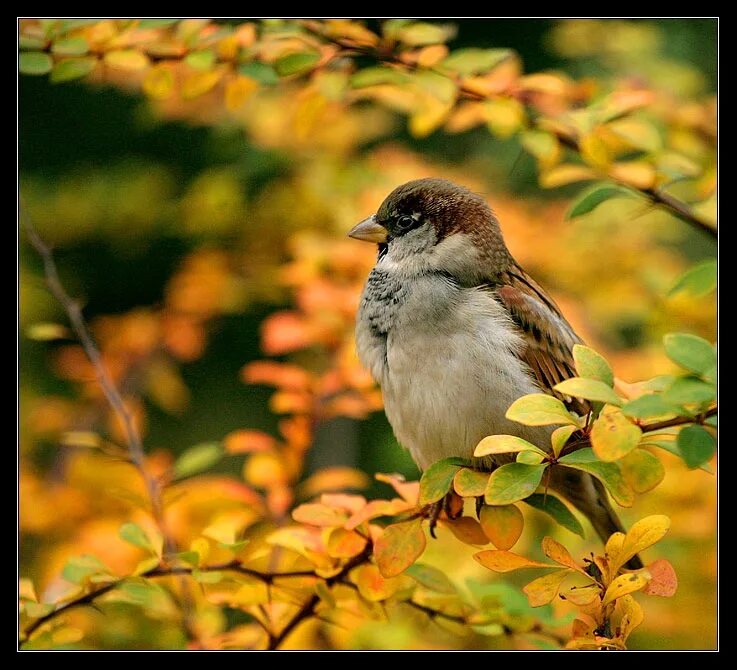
[551,425,577,458]
[523,569,570,606]
[561,584,600,606]
[225,75,259,111]
[182,69,223,99]
[580,131,611,168]
[441,517,489,546]
[474,434,546,458]
[483,97,525,138]
[473,550,555,572]
[611,515,670,573]
[590,406,642,462]
[104,49,150,71]
[539,164,597,188]
[190,537,210,567]
[541,536,588,575]
[409,98,454,138]
[453,468,490,497]
[609,161,656,189]
[143,65,175,100]
[479,505,524,550]
[374,518,426,578]
[292,502,349,528]
[617,594,644,642]
[326,528,368,559]
[351,563,400,601]
[416,44,449,67]
[519,72,571,96]
[242,452,288,488]
[602,572,649,605]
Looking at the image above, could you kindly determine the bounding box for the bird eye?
[396,214,416,231]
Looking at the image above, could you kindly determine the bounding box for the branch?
[639,406,717,434]
[20,560,317,644]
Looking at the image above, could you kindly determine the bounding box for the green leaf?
[554,377,621,406]
[191,569,225,584]
[23,601,55,618]
[677,425,716,469]
[669,260,717,297]
[62,554,109,584]
[506,393,579,427]
[641,438,713,474]
[662,377,715,406]
[139,19,179,28]
[51,37,89,56]
[524,494,584,537]
[350,67,408,87]
[275,51,320,77]
[551,425,577,459]
[663,333,716,376]
[566,185,632,219]
[441,48,512,75]
[572,344,614,387]
[173,442,222,479]
[119,522,159,555]
[238,62,279,85]
[474,434,547,458]
[517,450,545,464]
[20,35,47,49]
[419,457,467,505]
[405,563,456,593]
[485,463,547,505]
[396,22,456,46]
[620,449,665,493]
[50,57,97,83]
[558,449,634,506]
[175,551,200,567]
[19,51,53,75]
[590,409,642,461]
[622,394,678,419]
[185,49,216,70]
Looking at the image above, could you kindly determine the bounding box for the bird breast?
[356,269,551,469]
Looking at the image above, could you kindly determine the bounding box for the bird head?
[348,178,511,282]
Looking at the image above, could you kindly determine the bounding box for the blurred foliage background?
[19,18,716,650]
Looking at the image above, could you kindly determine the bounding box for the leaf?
[555,378,621,406]
[561,584,600,606]
[474,434,547,458]
[453,468,490,497]
[541,537,586,574]
[23,601,55,618]
[143,65,175,99]
[441,47,511,75]
[662,377,715,405]
[566,185,631,219]
[352,563,399,602]
[474,550,555,573]
[558,449,634,507]
[133,556,161,576]
[292,503,348,528]
[609,161,656,189]
[51,37,89,56]
[396,22,456,46]
[483,97,525,138]
[617,594,644,642]
[50,57,97,83]
[676,425,716,469]
[104,49,150,71]
[182,69,223,99]
[238,62,279,84]
[185,49,216,70]
[663,333,716,376]
[620,449,665,493]
[20,51,53,75]
[350,67,408,87]
[622,394,678,419]
[590,407,642,461]
[517,450,545,464]
[524,494,584,537]
[374,518,426,578]
[275,51,320,77]
[173,442,222,479]
[224,429,276,454]
[119,522,159,555]
[405,563,456,594]
[192,569,224,584]
[419,457,467,505]
[602,572,649,605]
[375,472,419,504]
[485,463,547,505]
[572,345,614,387]
[607,117,662,152]
[539,164,596,188]
[225,76,259,111]
[442,516,489,545]
[669,260,717,297]
[523,570,571,607]
[642,559,678,597]
[520,130,560,168]
[62,554,109,584]
[551,425,577,459]
[611,515,670,572]
[579,133,611,167]
[479,504,524,550]
[506,393,579,427]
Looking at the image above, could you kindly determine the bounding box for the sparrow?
[349,178,641,568]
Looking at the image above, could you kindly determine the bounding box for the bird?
[349,177,641,569]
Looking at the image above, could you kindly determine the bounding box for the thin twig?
[639,406,717,433]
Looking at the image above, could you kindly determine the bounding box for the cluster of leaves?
[19,18,716,233]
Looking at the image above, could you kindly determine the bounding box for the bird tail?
[549,468,643,570]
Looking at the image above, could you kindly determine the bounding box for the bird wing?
[493,263,589,415]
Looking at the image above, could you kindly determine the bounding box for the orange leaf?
[374,518,426,578]
[260,311,314,354]
[292,502,349,528]
[474,550,556,572]
[642,559,677,597]
[241,361,312,391]
[542,536,587,575]
[269,391,312,414]
[453,468,490,497]
[300,467,370,497]
[326,528,368,559]
[351,563,400,601]
[344,499,414,530]
[242,452,288,489]
[609,161,656,189]
[320,492,367,514]
[375,472,420,504]
[441,517,489,546]
[224,429,276,454]
[479,505,523,550]
[225,75,259,111]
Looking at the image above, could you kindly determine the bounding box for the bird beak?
[347,215,388,244]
